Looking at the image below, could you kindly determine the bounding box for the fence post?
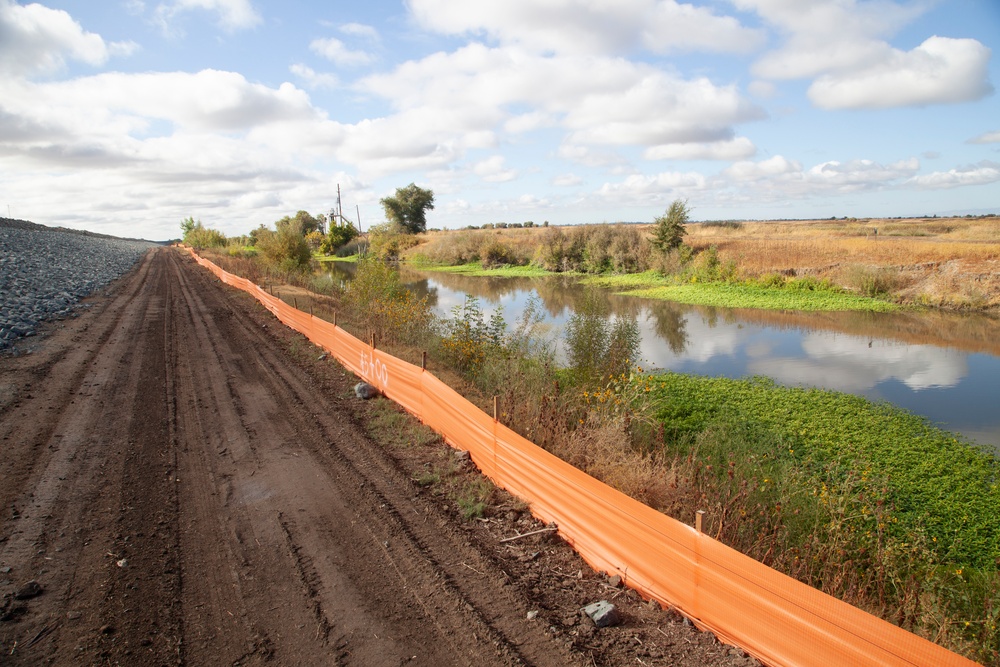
[421,351,427,371]
[696,509,705,534]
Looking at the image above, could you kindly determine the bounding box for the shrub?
[479,238,516,268]
[650,199,690,253]
[845,264,901,297]
[368,222,420,261]
[438,297,507,373]
[319,224,359,255]
[256,224,312,272]
[183,220,227,248]
[342,259,432,345]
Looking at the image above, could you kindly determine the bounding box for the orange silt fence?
[187,249,979,667]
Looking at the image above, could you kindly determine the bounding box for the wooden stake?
[696,509,705,534]
[370,332,375,349]
[493,396,499,421]
[421,351,427,370]
[333,311,337,327]
[293,297,298,310]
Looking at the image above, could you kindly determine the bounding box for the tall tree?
[380,183,435,234]
[651,199,690,253]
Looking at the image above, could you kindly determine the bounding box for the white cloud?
[809,37,993,110]
[504,111,557,134]
[738,0,992,109]
[968,130,1000,145]
[715,155,924,201]
[310,36,375,67]
[153,0,261,33]
[597,171,706,202]
[806,158,920,191]
[723,155,802,182]
[406,0,763,56]
[739,0,924,79]
[552,173,582,187]
[557,144,628,169]
[0,0,135,76]
[473,155,518,182]
[908,161,1000,189]
[359,42,763,167]
[761,334,968,392]
[747,80,776,99]
[0,69,329,190]
[644,137,756,161]
[340,22,378,39]
[289,63,338,89]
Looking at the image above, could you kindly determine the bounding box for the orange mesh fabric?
[188,249,978,667]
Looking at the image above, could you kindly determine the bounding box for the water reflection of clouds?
[640,312,743,367]
[749,333,968,392]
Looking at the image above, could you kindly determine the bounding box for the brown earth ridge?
[0,247,756,666]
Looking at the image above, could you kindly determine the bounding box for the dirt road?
[0,248,754,666]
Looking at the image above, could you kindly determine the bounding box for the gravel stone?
[1,218,157,352]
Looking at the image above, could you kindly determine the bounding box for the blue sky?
[1,0,998,241]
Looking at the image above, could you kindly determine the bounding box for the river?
[328,262,1000,450]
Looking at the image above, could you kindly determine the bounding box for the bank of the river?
[394,216,1000,312]
[330,257,901,312]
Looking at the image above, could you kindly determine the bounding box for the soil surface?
[0,247,758,666]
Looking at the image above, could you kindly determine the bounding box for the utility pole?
[337,184,344,227]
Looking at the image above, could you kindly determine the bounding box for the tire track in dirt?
[161,248,581,666]
[1,247,586,666]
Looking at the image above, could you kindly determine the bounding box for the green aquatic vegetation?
[629,282,899,312]
[650,373,1000,569]
[419,261,553,278]
[648,372,1000,659]
[582,271,899,312]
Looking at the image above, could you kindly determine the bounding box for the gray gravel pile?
[1,218,158,351]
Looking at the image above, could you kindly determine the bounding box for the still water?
[329,263,1000,450]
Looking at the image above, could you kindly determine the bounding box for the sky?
[1,0,998,241]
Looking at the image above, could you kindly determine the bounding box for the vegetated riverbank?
[398,215,1000,312]
[199,244,1000,663]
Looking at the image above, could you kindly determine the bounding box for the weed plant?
[342,258,434,346]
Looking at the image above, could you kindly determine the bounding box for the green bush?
[182,219,227,248]
[319,224,359,255]
[479,238,516,268]
[342,259,432,345]
[256,224,312,272]
[532,225,649,274]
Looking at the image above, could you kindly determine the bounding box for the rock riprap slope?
[0,218,157,350]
